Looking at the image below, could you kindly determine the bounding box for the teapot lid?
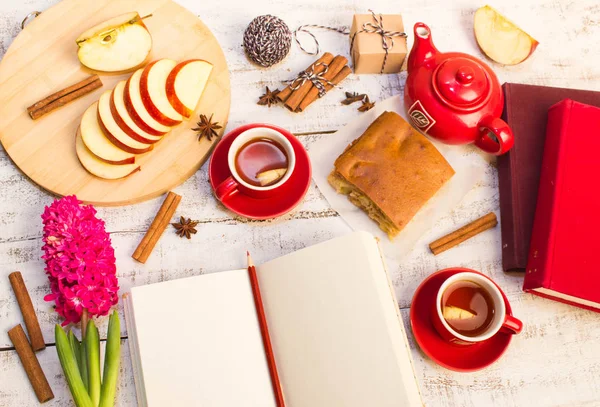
[433,57,491,110]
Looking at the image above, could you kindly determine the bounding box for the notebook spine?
[523,100,572,291]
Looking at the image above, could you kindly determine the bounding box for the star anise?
[358,96,375,112]
[192,114,222,141]
[257,86,280,107]
[341,91,366,105]
[171,216,199,239]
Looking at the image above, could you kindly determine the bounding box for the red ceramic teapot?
[404,23,514,155]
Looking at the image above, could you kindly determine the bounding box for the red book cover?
[523,99,600,311]
[498,83,600,272]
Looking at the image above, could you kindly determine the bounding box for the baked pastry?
[328,111,454,239]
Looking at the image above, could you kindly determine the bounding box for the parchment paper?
[309,95,482,268]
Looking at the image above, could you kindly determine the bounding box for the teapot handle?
[475,116,515,155]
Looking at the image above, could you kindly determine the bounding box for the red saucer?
[410,268,514,372]
[208,123,311,220]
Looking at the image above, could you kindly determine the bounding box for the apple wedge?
[110,81,163,144]
[166,60,213,118]
[124,68,171,136]
[76,12,152,72]
[80,102,135,165]
[474,5,538,65]
[76,127,140,180]
[111,80,162,144]
[257,168,287,186]
[139,59,183,126]
[98,90,154,154]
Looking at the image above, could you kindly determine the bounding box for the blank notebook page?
[257,231,422,407]
[128,269,276,407]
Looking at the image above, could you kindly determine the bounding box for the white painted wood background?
[1,0,600,406]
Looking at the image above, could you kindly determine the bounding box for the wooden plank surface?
[1,0,600,406]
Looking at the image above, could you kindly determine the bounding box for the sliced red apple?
[111,80,163,144]
[76,127,140,180]
[474,5,538,65]
[124,68,171,136]
[166,59,213,118]
[80,102,136,165]
[98,89,154,154]
[76,12,152,73]
[139,59,183,126]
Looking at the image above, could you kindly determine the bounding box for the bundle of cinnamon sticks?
[277,52,351,113]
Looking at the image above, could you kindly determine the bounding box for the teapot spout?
[407,23,439,73]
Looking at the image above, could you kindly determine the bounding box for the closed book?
[498,83,600,271]
[523,99,600,311]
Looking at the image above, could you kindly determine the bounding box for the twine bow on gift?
[286,62,336,97]
[350,10,407,73]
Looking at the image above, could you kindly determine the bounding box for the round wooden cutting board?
[0,0,230,206]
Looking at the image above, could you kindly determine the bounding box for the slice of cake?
[328,111,454,239]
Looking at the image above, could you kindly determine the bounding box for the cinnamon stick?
[27,75,102,120]
[277,52,334,104]
[297,64,351,112]
[133,191,182,263]
[8,325,54,403]
[9,272,45,351]
[429,212,498,255]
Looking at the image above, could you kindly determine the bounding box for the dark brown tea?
[235,138,288,187]
[441,280,495,337]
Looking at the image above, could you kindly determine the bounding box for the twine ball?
[243,15,292,67]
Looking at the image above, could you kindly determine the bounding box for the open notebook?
[124,232,422,407]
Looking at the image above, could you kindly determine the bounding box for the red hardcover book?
[523,99,600,311]
[498,83,600,271]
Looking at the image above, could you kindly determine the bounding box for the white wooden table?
[1,0,600,406]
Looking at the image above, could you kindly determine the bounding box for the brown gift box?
[350,14,407,74]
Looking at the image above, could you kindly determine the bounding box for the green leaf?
[55,325,94,407]
[85,320,101,406]
[99,311,121,407]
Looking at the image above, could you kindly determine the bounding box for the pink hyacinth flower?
[41,196,119,325]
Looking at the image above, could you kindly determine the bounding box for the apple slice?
[166,60,213,118]
[474,5,538,65]
[98,89,154,154]
[442,306,476,321]
[80,102,135,165]
[76,12,152,72]
[76,127,140,180]
[139,59,183,126]
[257,168,287,186]
[124,68,171,136]
[111,80,163,144]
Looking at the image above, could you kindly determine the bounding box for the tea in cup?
[432,271,522,345]
[214,127,296,200]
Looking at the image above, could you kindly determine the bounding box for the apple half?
[124,68,171,136]
[80,102,135,165]
[98,90,154,154]
[76,12,152,72]
[76,127,140,180]
[111,80,162,144]
[139,59,183,126]
[474,5,538,65]
[166,60,213,118]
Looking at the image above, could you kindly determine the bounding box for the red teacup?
[214,127,296,201]
[431,270,522,345]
